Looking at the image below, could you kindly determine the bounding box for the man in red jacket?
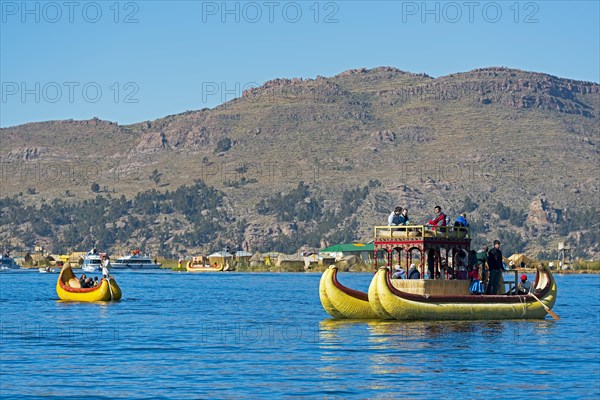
[428,206,447,226]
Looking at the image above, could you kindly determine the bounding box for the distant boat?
[81,252,102,272]
[112,251,161,269]
[186,256,223,272]
[0,254,20,271]
[39,267,57,273]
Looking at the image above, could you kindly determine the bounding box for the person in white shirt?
[102,255,111,278]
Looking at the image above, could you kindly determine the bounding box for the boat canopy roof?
[320,243,374,253]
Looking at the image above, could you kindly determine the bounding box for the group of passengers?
[387,206,532,296]
[392,263,421,279]
[79,274,100,288]
[388,205,469,230]
[469,241,531,295]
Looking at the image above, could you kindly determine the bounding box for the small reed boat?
[186,260,224,272]
[56,266,121,302]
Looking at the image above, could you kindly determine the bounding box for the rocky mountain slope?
[1,67,598,258]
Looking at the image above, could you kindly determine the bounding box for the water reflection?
[317,316,562,389]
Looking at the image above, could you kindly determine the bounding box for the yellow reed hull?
[319,267,346,318]
[56,267,122,302]
[367,272,394,319]
[319,266,379,319]
[372,267,557,320]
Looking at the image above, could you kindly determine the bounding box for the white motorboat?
[81,252,102,272]
[112,251,161,269]
[0,254,20,271]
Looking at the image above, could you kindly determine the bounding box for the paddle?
[530,291,560,320]
[105,275,114,301]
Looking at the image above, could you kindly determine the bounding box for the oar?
[530,291,559,320]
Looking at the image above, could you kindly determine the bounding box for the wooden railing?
[374,225,470,240]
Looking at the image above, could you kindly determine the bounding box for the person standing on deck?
[476,245,488,287]
[486,240,503,295]
[102,255,111,279]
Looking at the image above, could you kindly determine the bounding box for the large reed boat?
[320,225,557,320]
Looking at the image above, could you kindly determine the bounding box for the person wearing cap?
[391,265,407,279]
[408,263,420,279]
[517,274,531,294]
[486,240,503,294]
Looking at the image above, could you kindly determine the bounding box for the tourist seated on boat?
[456,265,468,280]
[408,264,420,279]
[428,206,447,227]
[388,206,403,226]
[84,277,94,288]
[454,213,469,227]
[93,276,99,287]
[79,274,87,287]
[517,274,531,294]
[401,209,410,225]
[391,265,406,279]
[441,260,453,278]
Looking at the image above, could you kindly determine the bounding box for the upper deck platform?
[374,225,471,248]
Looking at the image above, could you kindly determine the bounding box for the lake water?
[1,270,599,399]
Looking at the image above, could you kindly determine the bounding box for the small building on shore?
[234,250,252,265]
[319,242,374,262]
[208,251,233,267]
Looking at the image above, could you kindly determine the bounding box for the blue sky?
[1,0,599,127]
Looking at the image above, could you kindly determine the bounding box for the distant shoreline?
[517,268,600,275]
